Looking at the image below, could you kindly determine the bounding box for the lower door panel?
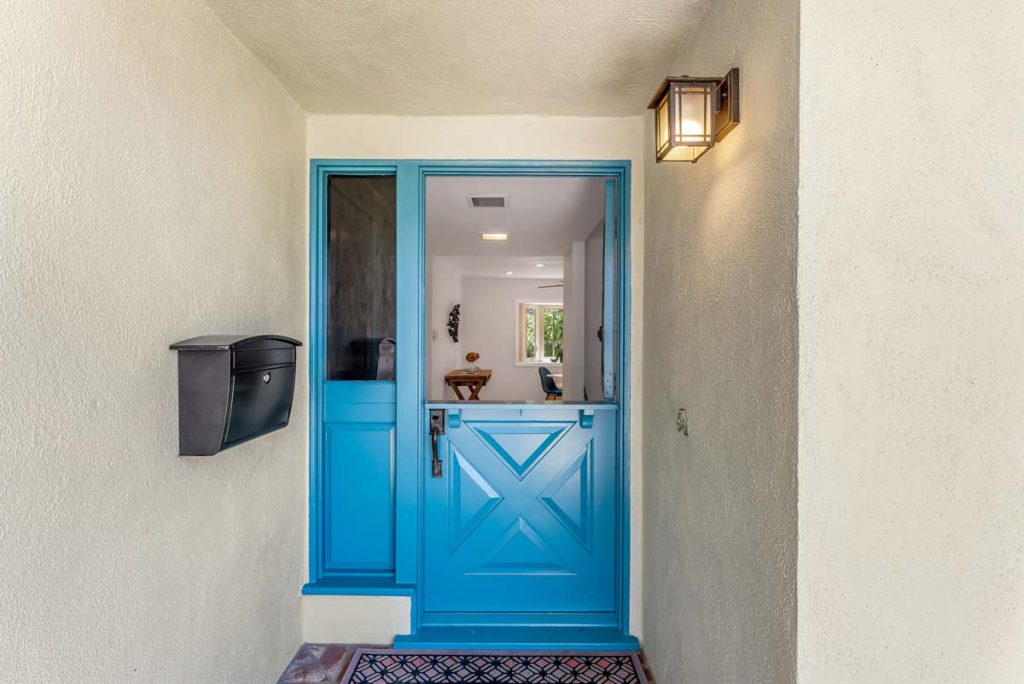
[423,405,618,621]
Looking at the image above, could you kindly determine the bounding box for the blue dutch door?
[423,404,617,616]
[308,161,634,649]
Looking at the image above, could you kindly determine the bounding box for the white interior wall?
[562,242,587,400]
[427,256,464,399]
[0,2,307,681]
[799,2,1024,681]
[584,222,605,400]
[641,0,799,681]
[459,276,564,401]
[304,114,646,642]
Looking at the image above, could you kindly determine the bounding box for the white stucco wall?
[0,2,307,681]
[302,595,412,645]
[305,114,646,641]
[641,0,799,680]
[799,2,1024,681]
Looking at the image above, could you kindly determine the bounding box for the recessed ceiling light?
[481,232,508,241]
[504,271,514,276]
[534,263,545,268]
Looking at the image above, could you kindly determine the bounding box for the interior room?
[426,176,610,402]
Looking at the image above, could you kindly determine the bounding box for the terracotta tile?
[278,643,356,683]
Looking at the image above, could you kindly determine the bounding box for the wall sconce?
[647,68,740,162]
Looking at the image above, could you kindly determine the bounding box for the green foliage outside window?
[521,303,563,363]
[525,307,537,359]
[543,307,563,362]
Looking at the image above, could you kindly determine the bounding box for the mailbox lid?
[170,334,302,351]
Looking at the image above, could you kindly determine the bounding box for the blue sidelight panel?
[307,163,404,591]
[323,417,395,573]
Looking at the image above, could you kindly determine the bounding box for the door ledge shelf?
[393,626,640,651]
[302,576,415,597]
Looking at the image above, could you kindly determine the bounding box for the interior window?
[517,302,564,364]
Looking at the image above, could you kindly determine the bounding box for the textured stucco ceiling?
[204,0,711,115]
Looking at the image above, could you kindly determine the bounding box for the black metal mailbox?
[169,334,302,456]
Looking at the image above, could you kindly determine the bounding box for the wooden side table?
[444,369,492,400]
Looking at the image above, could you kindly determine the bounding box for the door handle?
[429,409,446,478]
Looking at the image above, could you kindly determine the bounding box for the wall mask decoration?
[447,304,461,342]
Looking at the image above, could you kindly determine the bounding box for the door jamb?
[307,159,633,636]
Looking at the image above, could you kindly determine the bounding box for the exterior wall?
[641,0,799,680]
[798,2,1024,681]
[0,2,307,682]
[305,114,646,641]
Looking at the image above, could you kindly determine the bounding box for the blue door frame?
[306,159,633,645]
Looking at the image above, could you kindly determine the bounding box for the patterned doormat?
[340,648,649,684]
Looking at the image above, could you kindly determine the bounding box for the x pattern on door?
[425,414,615,615]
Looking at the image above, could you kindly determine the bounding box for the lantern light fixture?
[647,68,740,163]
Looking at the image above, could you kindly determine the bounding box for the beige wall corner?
[799,1,1024,681]
[303,596,412,645]
[641,0,799,681]
[0,1,307,681]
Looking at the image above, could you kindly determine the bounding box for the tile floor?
[278,644,361,683]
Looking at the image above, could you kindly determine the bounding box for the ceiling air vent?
[467,195,507,208]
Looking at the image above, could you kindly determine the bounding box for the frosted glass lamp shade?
[648,69,740,163]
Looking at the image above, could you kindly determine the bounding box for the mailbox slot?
[232,347,295,371]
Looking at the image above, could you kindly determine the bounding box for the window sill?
[514,361,563,368]
[303,576,416,597]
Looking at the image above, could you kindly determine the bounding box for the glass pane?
[326,175,397,381]
[671,83,715,154]
[543,306,564,361]
[656,98,670,152]
[525,307,537,359]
